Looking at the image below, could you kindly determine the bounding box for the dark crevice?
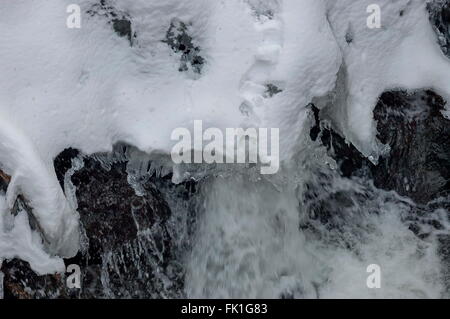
[54,148,79,190]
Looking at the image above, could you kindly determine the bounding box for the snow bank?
[324,0,450,159]
[0,114,79,257]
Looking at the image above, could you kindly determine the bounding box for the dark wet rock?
[2,147,197,299]
[66,156,184,298]
[71,160,171,255]
[0,170,10,192]
[112,19,132,40]
[87,0,136,45]
[373,90,450,204]
[310,90,450,204]
[54,148,79,189]
[163,19,205,75]
[308,91,450,291]
[310,105,366,178]
[428,0,450,58]
[264,84,283,98]
[1,259,68,299]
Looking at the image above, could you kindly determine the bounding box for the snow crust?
[324,0,450,159]
[0,0,449,274]
[0,195,65,275]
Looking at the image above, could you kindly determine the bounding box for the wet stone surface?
[428,0,450,58]
[311,90,450,205]
[309,89,450,293]
[2,150,190,298]
[373,90,450,204]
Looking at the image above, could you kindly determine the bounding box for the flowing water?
[181,143,449,298]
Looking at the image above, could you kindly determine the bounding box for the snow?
[256,0,342,161]
[0,0,448,277]
[0,114,79,258]
[324,0,450,160]
[0,0,257,263]
[0,195,65,275]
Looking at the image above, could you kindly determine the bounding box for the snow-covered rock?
[0,0,449,275]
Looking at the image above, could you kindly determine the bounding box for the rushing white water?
[184,139,448,298]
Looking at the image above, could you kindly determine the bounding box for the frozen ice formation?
[0,0,449,273]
